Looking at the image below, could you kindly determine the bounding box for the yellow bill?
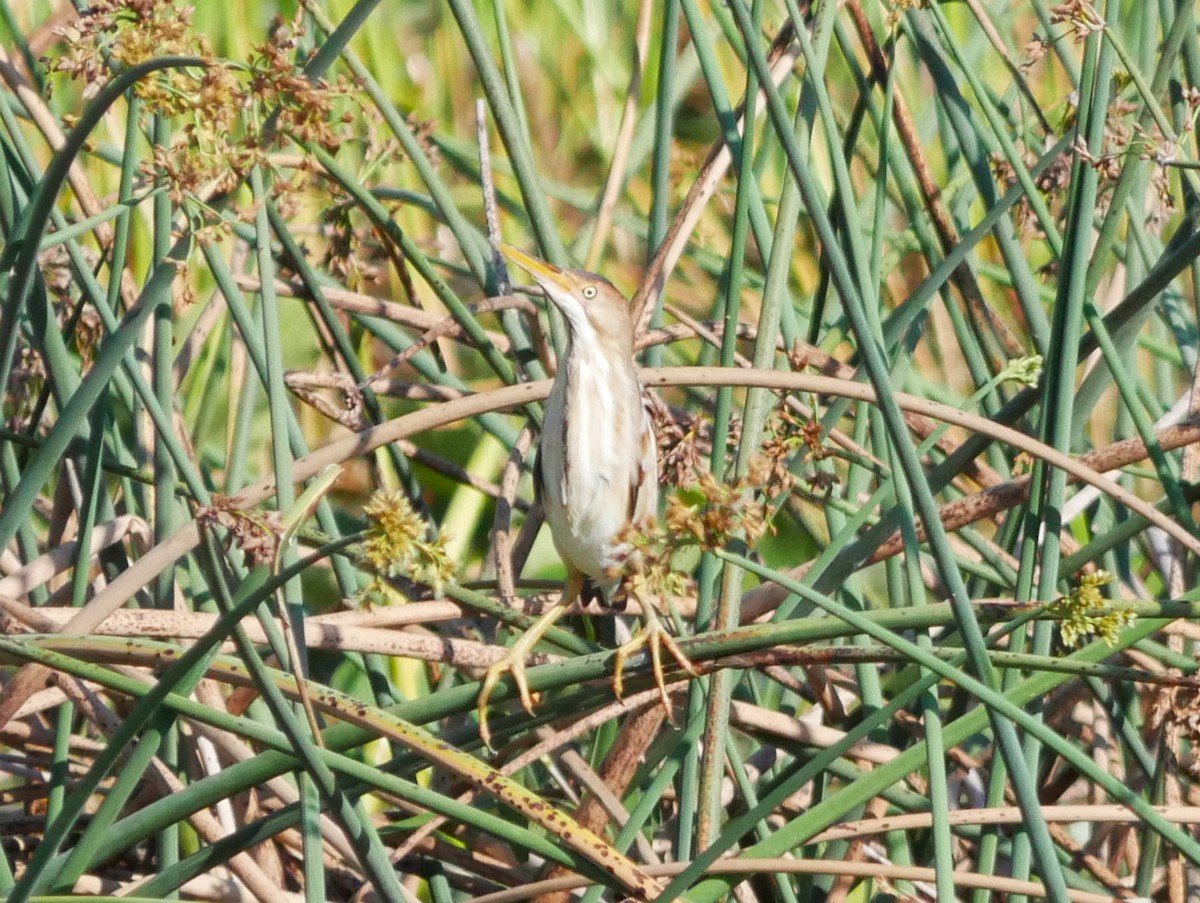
[498,242,573,292]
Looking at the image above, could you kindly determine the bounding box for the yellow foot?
[476,588,575,749]
[612,607,701,717]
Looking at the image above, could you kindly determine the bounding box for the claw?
[612,604,700,718]
[477,612,563,748]
[476,573,582,748]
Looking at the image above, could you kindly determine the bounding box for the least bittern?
[476,244,695,747]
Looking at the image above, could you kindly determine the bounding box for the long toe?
[612,617,700,713]
[476,597,573,747]
[477,651,536,749]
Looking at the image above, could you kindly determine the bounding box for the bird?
[476,244,696,747]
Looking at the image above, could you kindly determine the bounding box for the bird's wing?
[629,388,659,524]
[532,442,545,506]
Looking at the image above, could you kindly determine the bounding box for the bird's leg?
[477,570,584,748]
[612,599,700,716]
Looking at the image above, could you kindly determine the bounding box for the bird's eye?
[582,285,598,299]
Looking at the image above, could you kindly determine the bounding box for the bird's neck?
[558,319,634,375]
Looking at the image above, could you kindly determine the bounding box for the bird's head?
[500,243,634,353]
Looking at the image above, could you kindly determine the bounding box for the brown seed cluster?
[195,494,284,567]
[245,21,352,155]
[5,346,47,433]
[49,2,355,222]
[615,396,827,600]
[991,146,1072,239]
[992,93,1179,239]
[614,517,694,614]
[1150,683,1200,772]
[319,203,392,293]
[1021,34,1051,72]
[49,0,198,93]
[1049,0,1106,43]
[666,471,770,550]
[32,244,106,366]
[650,400,704,487]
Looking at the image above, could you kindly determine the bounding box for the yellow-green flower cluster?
[1048,571,1135,648]
[360,491,454,596]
